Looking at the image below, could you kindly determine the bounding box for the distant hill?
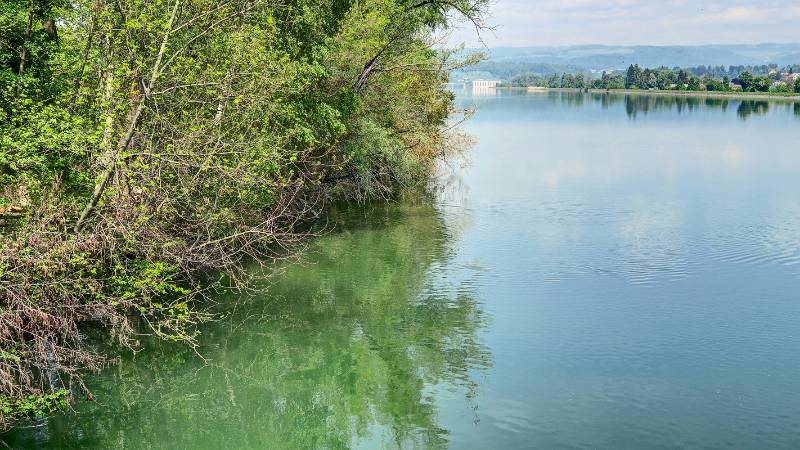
[453,44,800,80]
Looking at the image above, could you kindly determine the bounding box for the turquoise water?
[6,91,800,448]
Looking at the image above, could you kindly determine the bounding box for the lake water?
[6,91,800,448]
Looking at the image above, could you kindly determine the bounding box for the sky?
[445,0,800,47]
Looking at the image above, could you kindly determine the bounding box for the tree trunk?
[354,48,384,92]
[74,0,181,233]
[69,2,101,110]
[14,0,35,99]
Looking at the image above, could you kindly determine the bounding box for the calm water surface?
[7,91,800,448]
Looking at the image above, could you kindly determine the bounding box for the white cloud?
[447,0,800,46]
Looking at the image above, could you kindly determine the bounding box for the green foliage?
[340,118,419,195]
[625,64,642,89]
[0,0,486,431]
[738,72,773,92]
[687,77,701,91]
[109,261,187,301]
[0,390,69,420]
[704,78,729,92]
[771,82,793,93]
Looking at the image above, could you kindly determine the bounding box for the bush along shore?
[0,0,487,429]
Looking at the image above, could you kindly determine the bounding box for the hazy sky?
[446,0,800,47]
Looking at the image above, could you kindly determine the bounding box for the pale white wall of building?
[472,80,498,88]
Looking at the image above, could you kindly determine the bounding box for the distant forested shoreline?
[497,64,800,95]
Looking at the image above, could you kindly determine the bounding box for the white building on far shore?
[471,79,500,96]
[472,79,499,89]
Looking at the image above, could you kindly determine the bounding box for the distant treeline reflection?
[544,91,800,120]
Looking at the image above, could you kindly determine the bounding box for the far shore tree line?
[503,64,800,94]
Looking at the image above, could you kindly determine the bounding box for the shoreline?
[506,87,800,102]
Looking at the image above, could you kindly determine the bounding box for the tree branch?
[354,48,385,92]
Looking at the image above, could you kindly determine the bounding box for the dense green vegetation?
[618,64,800,93]
[0,0,486,429]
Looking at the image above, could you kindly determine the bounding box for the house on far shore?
[729,79,742,90]
[780,73,800,84]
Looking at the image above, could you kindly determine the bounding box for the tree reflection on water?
[736,100,770,120]
[4,205,491,449]
[569,91,795,121]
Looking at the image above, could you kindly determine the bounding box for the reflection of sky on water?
[452,91,800,288]
[433,91,800,448]
[456,92,800,202]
